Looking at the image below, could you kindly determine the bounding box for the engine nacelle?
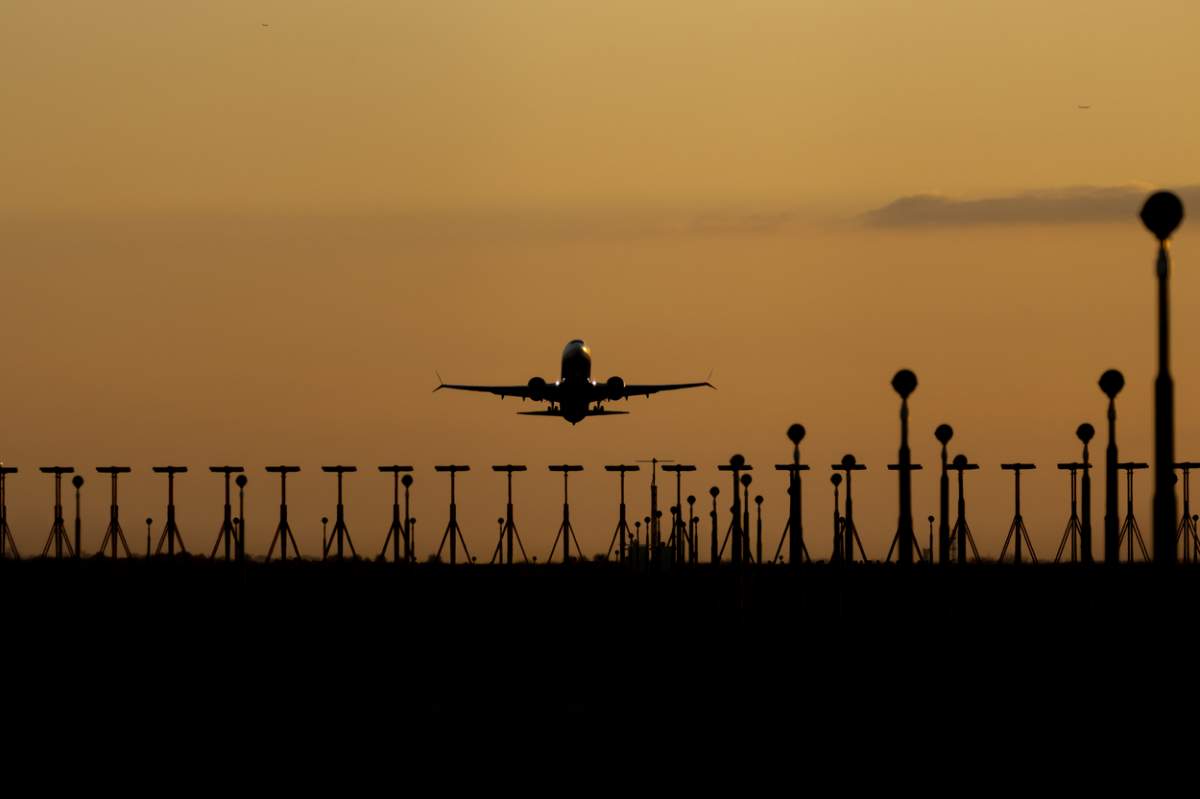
[527,376,547,402]
[605,375,626,401]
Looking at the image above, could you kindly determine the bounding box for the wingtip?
[433,370,445,392]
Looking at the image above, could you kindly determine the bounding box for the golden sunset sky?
[3,1,1199,560]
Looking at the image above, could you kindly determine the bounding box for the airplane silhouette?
[435,339,714,424]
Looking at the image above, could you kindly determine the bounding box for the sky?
[2,1,1200,561]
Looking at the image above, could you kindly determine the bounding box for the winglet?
[705,369,717,390]
[433,371,445,392]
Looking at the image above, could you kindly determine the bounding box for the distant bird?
[1077,105,1091,109]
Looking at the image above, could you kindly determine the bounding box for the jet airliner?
[435,340,714,424]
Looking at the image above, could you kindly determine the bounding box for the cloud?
[861,184,1200,227]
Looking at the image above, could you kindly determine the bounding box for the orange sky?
[2,2,1199,560]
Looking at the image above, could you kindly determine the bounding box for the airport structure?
[0,192,1195,569]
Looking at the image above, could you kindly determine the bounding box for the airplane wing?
[620,381,715,398]
[434,382,544,399]
[519,408,628,417]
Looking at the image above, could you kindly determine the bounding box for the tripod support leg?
[1020,524,1038,563]
[568,523,585,561]
[773,519,790,563]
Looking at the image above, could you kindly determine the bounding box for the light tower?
[1099,370,1125,564]
[1140,191,1184,563]
[892,369,919,565]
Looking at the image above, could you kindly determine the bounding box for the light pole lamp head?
[729,454,745,469]
[928,514,935,523]
[831,473,842,487]
[1141,191,1184,242]
[145,517,153,526]
[1099,369,1125,399]
[401,474,413,487]
[891,369,918,399]
[321,516,329,525]
[71,475,84,489]
[787,424,806,445]
[952,454,968,469]
[1076,423,1096,444]
[236,474,248,488]
[709,486,719,498]
[740,473,752,487]
[935,424,954,445]
[840,454,857,469]
[687,494,696,505]
[755,494,763,505]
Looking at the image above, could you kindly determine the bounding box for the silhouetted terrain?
[3,560,1196,745]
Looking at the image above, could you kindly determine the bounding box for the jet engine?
[605,375,626,400]
[527,376,547,401]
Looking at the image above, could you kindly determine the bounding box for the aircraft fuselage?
[557,339,593,424]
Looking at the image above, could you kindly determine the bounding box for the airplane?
[434,339,714,424]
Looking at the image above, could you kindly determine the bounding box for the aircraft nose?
[563,339,591,360]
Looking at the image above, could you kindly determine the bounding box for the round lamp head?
[71,475,84,489]
[928,514,935,523]
[145,517,153,525]
[497,517,504,525]
[321,516,329,525]
[1141,191,1184,241]
[740,474,752,487]
[687,494,696,504]
[841,453,857,468]
[654,510,662,518]
[401,474,413,487]
[709,486,719,498]
[236,474,248,488]
[755,495,763,505]
[891,369,918,399]
[1098,369,1125,399]
[831,474,842,487]
[934,424,954,445]
[730,453,745,469]
[787,423,806,445]
[952,454,968,468]
[1076,422,1095,444]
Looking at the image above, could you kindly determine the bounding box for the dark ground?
[2,558,1196,763]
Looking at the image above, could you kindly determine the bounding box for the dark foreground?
[2,559,1197,756]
